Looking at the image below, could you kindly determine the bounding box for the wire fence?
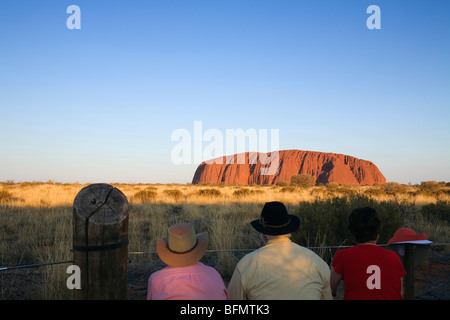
[1,243,449,272]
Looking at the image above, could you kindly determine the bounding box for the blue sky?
[0,0,449,184]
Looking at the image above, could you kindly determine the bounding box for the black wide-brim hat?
[251,201,300,235]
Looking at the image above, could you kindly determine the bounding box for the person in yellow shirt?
[227,201,332,300]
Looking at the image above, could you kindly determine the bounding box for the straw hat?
[251,201,300,235]
[156,222,208,267]
[387,228,431,245]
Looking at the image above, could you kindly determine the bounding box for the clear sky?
[0,0,449,184]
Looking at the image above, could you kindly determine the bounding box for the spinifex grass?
[0,181,448,299]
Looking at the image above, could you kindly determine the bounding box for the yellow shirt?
[228,238,332,300]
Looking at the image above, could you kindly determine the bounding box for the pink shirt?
[147,262,228,300]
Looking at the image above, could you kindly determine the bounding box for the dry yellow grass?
[2,181,448,208]
[1,181,449,299]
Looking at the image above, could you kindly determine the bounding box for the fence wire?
[1,243,449,272]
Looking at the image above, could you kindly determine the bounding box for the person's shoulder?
[333,245,352,256]
[292,242,322,256]
[149,265,171,278]
[378,246,402,259]
[198,262,221,273]
[234,247,262,268]
[290,242,328,261]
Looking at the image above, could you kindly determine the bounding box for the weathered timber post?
[73,183,129,300]
[387,228,432,300]
[403,244,415,300]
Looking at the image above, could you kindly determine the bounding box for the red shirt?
[332,244,406,300]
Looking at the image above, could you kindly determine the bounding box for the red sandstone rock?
[192,150,386,186]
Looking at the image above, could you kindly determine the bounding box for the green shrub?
[280,186,297,193]
[383,182,408,195]
[364,188,386,196]
[291,195,404,248]
[337,186,358,196]
[196,188,222,197]
[310,187,330,196]
[0,189,14,203]
[233,188,251,197]
[415,188,434,197]
[134,190,157,203]
[275,181,289,187]
[163,189,183,201]
[326,182,339,190]
[291,174,316,187]
[420,181,439,191]
[421,201,450,223]
[233,188,264,198]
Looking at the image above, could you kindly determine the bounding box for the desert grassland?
[1,181,449,299]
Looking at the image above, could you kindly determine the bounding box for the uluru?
[192,149,386,186]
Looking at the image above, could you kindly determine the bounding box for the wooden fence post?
[403,243,415,300]
[73,183,129,300]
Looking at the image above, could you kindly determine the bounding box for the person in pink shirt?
[147,222,228,300]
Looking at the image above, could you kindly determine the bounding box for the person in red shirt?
[330,207,406,300]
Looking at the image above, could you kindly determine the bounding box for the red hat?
[388,228,430,245]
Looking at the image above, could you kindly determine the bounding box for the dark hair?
[348,207,381,243]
